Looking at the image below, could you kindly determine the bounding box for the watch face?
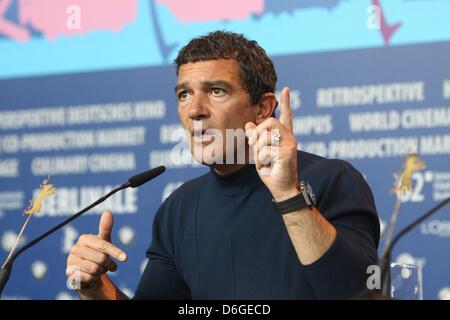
[305,182,317,206]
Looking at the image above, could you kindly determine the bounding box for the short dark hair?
[175,31,277,105]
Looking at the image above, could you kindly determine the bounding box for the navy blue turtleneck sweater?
[133,151,380,299]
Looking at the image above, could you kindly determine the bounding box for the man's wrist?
[271,186,299,202]
[77,274,129,300]
[76,275,113,300]
[76,280,101,299]
[272,180,317,215]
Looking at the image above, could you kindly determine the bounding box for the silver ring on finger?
[271,132,281,146]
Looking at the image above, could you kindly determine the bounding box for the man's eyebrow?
[175,80,233,93]
[174,82,188,93]
[202,80,232,89]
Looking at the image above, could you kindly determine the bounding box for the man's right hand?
[66,210,128,293]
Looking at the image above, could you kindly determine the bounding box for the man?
[66,31,380,299]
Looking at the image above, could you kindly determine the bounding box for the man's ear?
[255,93,277,125]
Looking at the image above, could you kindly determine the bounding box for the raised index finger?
[85,236,127,262]
[279,86,293,133]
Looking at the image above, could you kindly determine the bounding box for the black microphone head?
[128,166,166,188]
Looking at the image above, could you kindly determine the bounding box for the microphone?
[0,166,166,297]
[128,165,165,188]
[379,196,450,297]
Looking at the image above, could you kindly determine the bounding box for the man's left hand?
[245,87,299,202]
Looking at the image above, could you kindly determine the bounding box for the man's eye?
[211,88,225,96]
[177,91,189,100]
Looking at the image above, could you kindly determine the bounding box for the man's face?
[176,59,257,167]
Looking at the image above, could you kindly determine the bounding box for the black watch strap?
[272,192,309,215]
[272,181,316,215]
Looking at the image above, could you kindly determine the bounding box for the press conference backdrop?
[0,0,449,300]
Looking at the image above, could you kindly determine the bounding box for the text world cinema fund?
[178,304,271,317]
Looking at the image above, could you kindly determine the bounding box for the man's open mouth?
[192,128,207,137]
[191,128,214,143]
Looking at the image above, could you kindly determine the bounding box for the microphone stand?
[379,196,450,297]
[0,182,130,297]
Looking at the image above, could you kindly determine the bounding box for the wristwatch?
[68,277,95,293]
[272,180,317,215]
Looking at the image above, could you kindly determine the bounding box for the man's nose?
[187,93,210,120]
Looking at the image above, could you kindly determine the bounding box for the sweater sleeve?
[301,159,380,299]
[133,201,191,300]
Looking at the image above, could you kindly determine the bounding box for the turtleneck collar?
[209,163,262,196]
